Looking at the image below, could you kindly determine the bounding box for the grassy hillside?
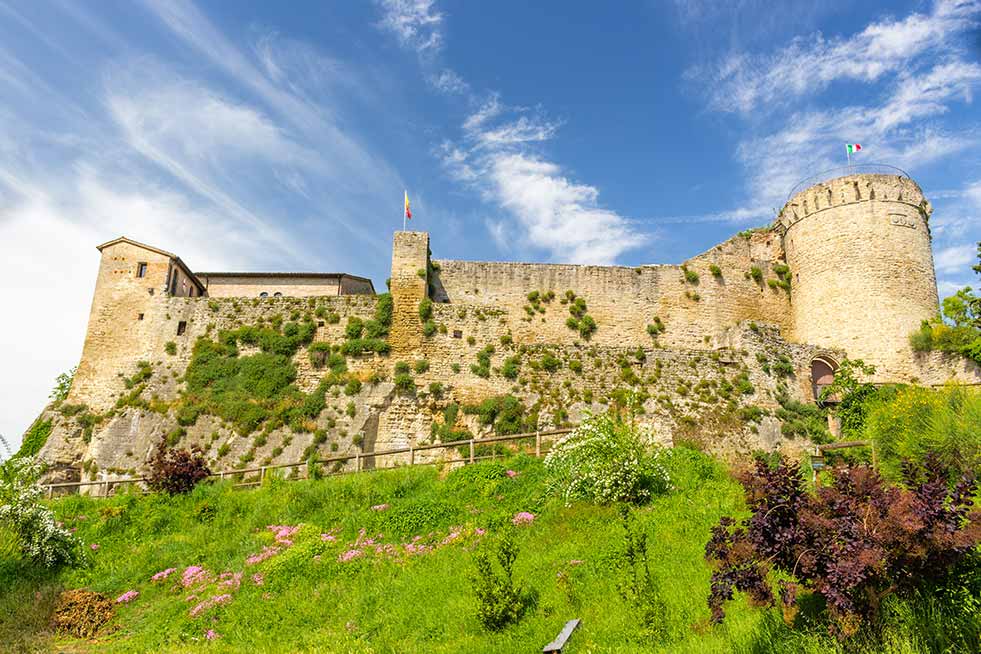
[1,449,975,653]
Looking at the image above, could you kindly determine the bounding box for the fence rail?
[43,428,575,498]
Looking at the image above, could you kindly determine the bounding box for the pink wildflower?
[115,590,139,604]
[371,503,390,511]
[205,629,220,640]
[251,573,264,586]
[512,511,535,526]
[181,565,209,588]
[151,567,177,582]
[245,545,280,565]
[475,528,486,536]
[218,572,242,590]
[268,525,300,546]
[506,469,519,478]
[189,593,232,618]
[338,549,363,563]
[320,533,337,542]
[89,543,100,551]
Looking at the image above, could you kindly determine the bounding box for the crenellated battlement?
[776,174,932,234]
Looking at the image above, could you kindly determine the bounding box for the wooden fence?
[42,428,576,498]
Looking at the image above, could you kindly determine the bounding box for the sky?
[1,0,980,450]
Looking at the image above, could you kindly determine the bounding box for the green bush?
[164,341,177,356]
[501,356,520,380]
[682,265,699,284]
[540,353,561,373]
[413,359,430,374]
[471,532,534,631]
[709,264,722,278]
[464,395,533,435]
[345,317,364,340]
[864,385,981,482]
[418,298,433,322]
[748,267,763,283]
[16,420,52,458]
[308,342,332,368]
[394,373,414,393]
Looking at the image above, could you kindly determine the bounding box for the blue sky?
[1,0,980,448]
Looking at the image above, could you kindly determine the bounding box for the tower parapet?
[777,173,938,381]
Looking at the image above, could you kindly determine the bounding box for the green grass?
[1,451,975,653]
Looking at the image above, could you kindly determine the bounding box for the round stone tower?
[777,173,939,382]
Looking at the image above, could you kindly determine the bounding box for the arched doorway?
[810,357,838,402]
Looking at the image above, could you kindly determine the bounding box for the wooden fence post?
[409,447,415,466]
[260,467,266,484]
[535,431,541,458]
[355,452,361,472]
[469,440,475,464]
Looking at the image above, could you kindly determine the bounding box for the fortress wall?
[201,276,342,298]
[69,292,381,412]
[429,230,794,351]
[779,174,938,382]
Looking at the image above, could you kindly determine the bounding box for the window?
[177,321,187,336]
[273,292,283,298]
[317,321,325,327]
[452,330,463,339]
[136,262,147,278]
[259,292,269,298]
[137,313,144,321]
[170,273,178,296]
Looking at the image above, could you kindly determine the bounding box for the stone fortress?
[32,173,981,488]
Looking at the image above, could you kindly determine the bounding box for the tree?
[49,366,77,403]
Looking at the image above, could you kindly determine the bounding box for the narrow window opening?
[452,330,463,339]
[317,321,325,327]
[136,262,147,278]
[177,321,187,336]
[137,313,144,321]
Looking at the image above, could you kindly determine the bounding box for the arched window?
[273,292,283,298]
[259,292,268,298]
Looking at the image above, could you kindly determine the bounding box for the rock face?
[32,174,980,492]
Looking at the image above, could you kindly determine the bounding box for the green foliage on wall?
[16,419,52,458]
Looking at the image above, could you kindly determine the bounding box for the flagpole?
[403,190,406,231]
[845,144,850,168]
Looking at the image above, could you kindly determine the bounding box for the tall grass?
[863,385,981,482]
[1,449,977,652]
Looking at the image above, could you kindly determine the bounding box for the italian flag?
[845,143,862,154]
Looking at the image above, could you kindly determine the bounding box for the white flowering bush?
[0,456,81,568]
[544,414,671,505]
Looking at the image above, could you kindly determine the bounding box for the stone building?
[33,173,981,491]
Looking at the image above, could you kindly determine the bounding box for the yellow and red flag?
[404,190,412,220]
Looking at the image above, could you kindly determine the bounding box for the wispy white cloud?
[935,243,978,274]
[376,0,444,54]
[443,97,647,264]
[732,59,981,207]
[693,0,981,114]
[428,68,468,95]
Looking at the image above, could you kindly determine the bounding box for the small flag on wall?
[404,190,412,220]
[845,143,862,154]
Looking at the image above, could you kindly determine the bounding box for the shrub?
[681,265,699,284]
[343,378,362,396]
[418,298,433,322]
[428,382,444,398]
[345,317,364,340]
[17,420,52,458]
[52,589,113,638]
[464,395,532,435]
[705,454,981,638]
[374,293,393,327]
[471,345,494,379]
[501,356,520,380]
[146,444,211,495]
[308,342,331,368]
[540,352,561,373]
[748,266,763,283]
[864,385,981,482]
[0,457,81,568]
[413,359,430,374]
[544,414,670,504]
[471,531,534,631]
[49,366,76,402]
[709,264,722,278]
[394,373,414,393]
[422,320,437,338]
[164,341,177,356]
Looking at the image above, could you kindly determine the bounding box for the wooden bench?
[543,618,581,653]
